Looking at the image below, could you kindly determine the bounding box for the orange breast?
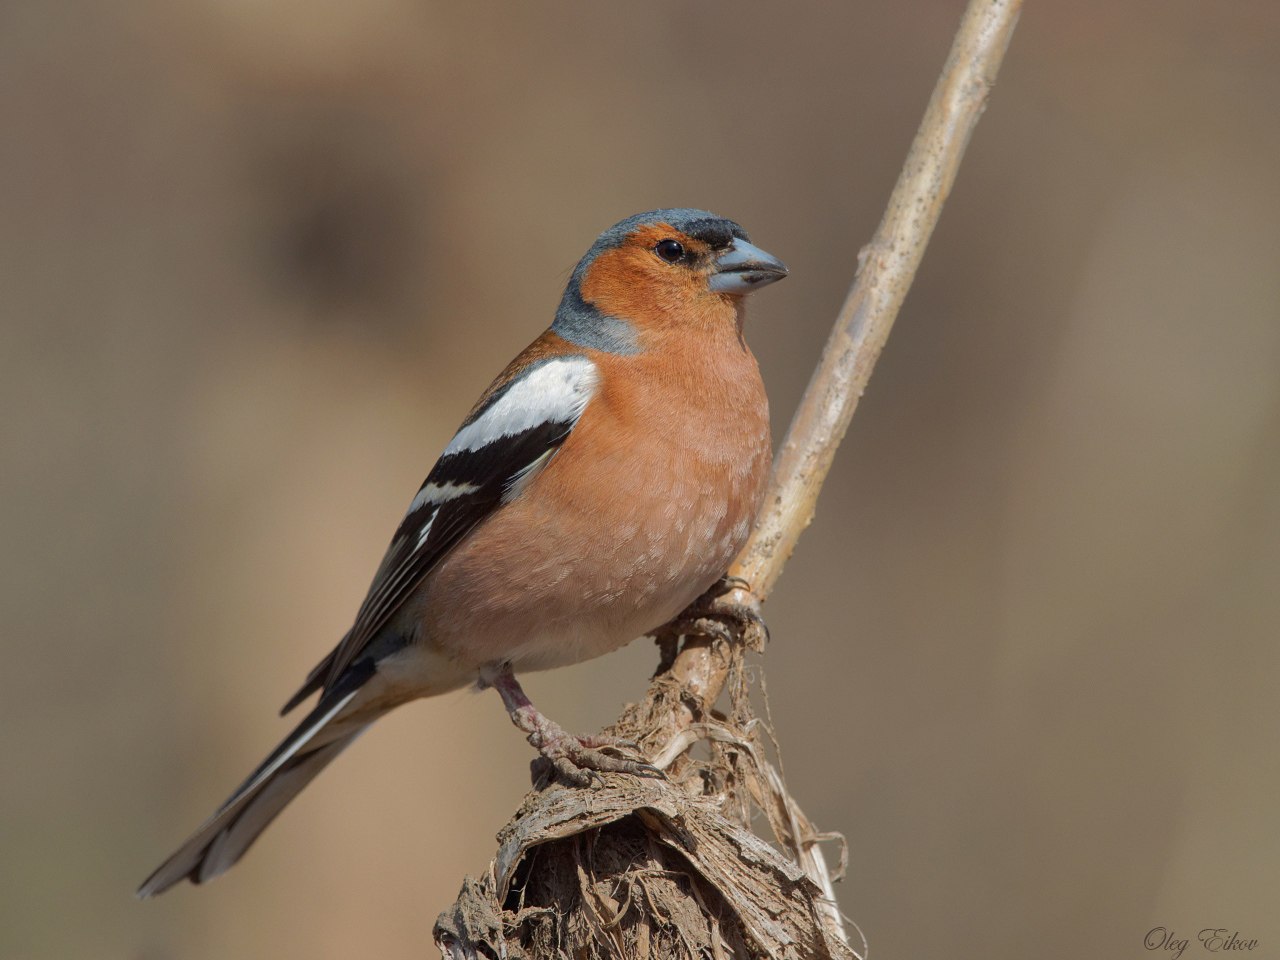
[415,319,771,673]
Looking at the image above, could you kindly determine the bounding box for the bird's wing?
[282,352,600,714]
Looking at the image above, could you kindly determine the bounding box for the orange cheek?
[579,247,711,329]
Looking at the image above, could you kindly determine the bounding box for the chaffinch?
[138,208,788,897]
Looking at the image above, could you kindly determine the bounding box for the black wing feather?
[281,416,578,713]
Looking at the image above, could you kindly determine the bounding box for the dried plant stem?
[734,0,1024,599]
[436,3,1024,957]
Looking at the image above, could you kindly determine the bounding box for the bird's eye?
[654,239,685,264]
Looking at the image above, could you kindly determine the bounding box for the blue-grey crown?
[581,208,748,264]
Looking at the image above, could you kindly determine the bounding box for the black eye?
[654,239,685,264]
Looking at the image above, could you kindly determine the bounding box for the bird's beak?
[707,238,789,295]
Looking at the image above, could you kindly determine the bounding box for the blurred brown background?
[4,2,1279,958]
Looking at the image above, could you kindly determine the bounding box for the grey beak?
[707,238,789,295]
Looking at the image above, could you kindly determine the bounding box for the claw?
[716,575,753,595]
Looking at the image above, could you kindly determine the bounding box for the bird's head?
[553,208,788,353]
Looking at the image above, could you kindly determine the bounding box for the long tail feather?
[137,669,375,898]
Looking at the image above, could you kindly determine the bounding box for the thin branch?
[734,0,1025,599]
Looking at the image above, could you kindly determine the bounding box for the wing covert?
[282,354,600,710]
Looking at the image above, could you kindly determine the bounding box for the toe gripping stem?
[652,575,769,674]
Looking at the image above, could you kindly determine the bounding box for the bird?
[137,208,788,897]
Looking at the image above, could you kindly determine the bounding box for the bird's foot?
[527,724,663,787]
[653,575,769,669]
[483,665,662,786]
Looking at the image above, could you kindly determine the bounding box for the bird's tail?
[137,667,378,898]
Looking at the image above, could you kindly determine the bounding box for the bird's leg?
[483,664,662,787]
